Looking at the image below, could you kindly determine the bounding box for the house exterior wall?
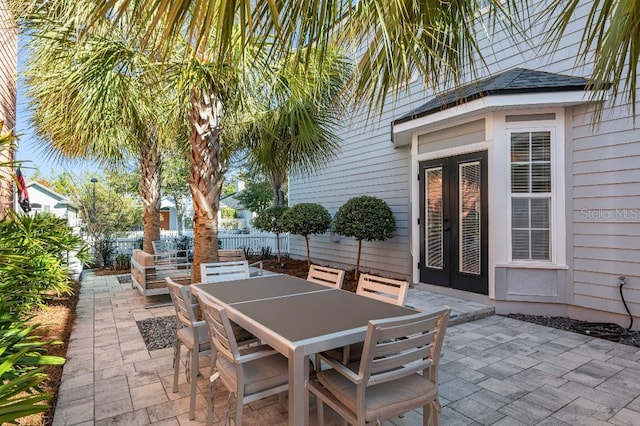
[0,0,16,218]
[288,1,640,327]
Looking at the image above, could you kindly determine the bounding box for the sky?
[14,37,99,182]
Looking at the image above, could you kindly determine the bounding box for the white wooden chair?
[200,261,250,283]
[198,293,290,426]
[165,278,211,420]
[308,307,451,426]
[356,273,409,306]
[218,248,264,276]
[324,274,411,365]
[152,240,186,264]
[307,264,345,289]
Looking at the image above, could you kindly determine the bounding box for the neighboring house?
[289,3,640,328]
[25,181,80,227]
[0,0,16,218]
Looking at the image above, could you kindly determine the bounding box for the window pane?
[530,198,550,228]
[511,198,529,228]
[531,230,550,260]
[532,163,551,192]
[426,168,443,269]
[511,164,530,192]
[460,162,481,275]
[531,132,551,161]
[511,132,530,162]
[512,230,530,260]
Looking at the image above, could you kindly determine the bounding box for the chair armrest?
[248,260,263,275]
[317,352,361,384]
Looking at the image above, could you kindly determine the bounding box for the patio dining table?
[192,274,417,426]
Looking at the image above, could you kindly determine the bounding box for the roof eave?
[391,89,609,148]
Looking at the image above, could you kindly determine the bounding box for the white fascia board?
[392,90,607,147]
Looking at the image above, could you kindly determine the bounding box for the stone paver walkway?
[54,272,640,425]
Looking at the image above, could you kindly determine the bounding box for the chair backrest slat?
[218,249,246,262]
[199,293,240,362]
[356,274,408,305]
[201,261,250,283]
[307,265,345,289]
[359,308,450,387]
[166,278,198,328]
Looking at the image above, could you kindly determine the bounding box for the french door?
[419,151,488,295]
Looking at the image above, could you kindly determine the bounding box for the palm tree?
[16,1,174,254]
[167,31,254,282]
[238,45,352,207]
[544,0,640,113]
[86,1,524,112]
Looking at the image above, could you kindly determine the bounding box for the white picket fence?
[112,232,289,257]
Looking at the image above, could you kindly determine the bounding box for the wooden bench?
[131,249,192,299]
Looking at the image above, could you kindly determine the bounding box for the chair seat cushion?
[317,367,437,422]
[177,325,211,352]
[217,352,289,396]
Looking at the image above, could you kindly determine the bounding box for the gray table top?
[194,274,417,344]
[193,274,330,305]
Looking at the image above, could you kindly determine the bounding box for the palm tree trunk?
[140,138,162,253]
[187,91,225,283]
[269,171,287,207]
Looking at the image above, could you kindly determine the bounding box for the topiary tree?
[333,196,396,280]
[252,206,289,263]
[282,203,331,267]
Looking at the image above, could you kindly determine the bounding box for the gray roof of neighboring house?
[393,68,600,125]
[220,192,243,210]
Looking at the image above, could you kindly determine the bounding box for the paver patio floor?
[54,272,640,425]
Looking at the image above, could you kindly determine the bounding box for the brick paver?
[54,272,640,425]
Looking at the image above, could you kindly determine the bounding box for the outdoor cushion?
[216,350,289,395]
[316,364,437,422]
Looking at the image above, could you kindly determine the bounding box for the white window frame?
[509,130,552,262]
[504,117,566,267]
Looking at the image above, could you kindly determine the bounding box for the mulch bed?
[501,313,640,347]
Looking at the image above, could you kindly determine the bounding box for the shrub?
[0,212,89,314]
[113,254,131,270]
[333,196,396,279]
[0,303,65,423]
[252,206,289,262]
[282,203,331,267]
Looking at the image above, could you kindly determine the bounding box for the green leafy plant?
[282,203,331,267]
[113,254,131,270]
[0,303,65,423]
[241,246,253,260]
[252,206,289,262]
[0,212,89,314]
[333,196,396,280]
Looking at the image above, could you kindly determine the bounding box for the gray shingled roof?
[393,68,596,125]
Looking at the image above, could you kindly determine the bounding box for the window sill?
[496,263,569,270]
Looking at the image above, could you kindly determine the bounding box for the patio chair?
[218,248,264,276]
[165,277,211,420]
[356,273,409,306]
[323,273,411,365]
[308,307,451,426]
[198,292,290,426]
[200,261,250,283]
[152,240,184,264]
[307,264,345,289]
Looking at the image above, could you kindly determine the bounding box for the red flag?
[15,168,31,212]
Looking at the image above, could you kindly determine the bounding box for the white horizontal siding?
[289,0,640,320]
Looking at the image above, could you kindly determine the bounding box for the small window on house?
[43,205,51,213]
[510,131,551,261]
